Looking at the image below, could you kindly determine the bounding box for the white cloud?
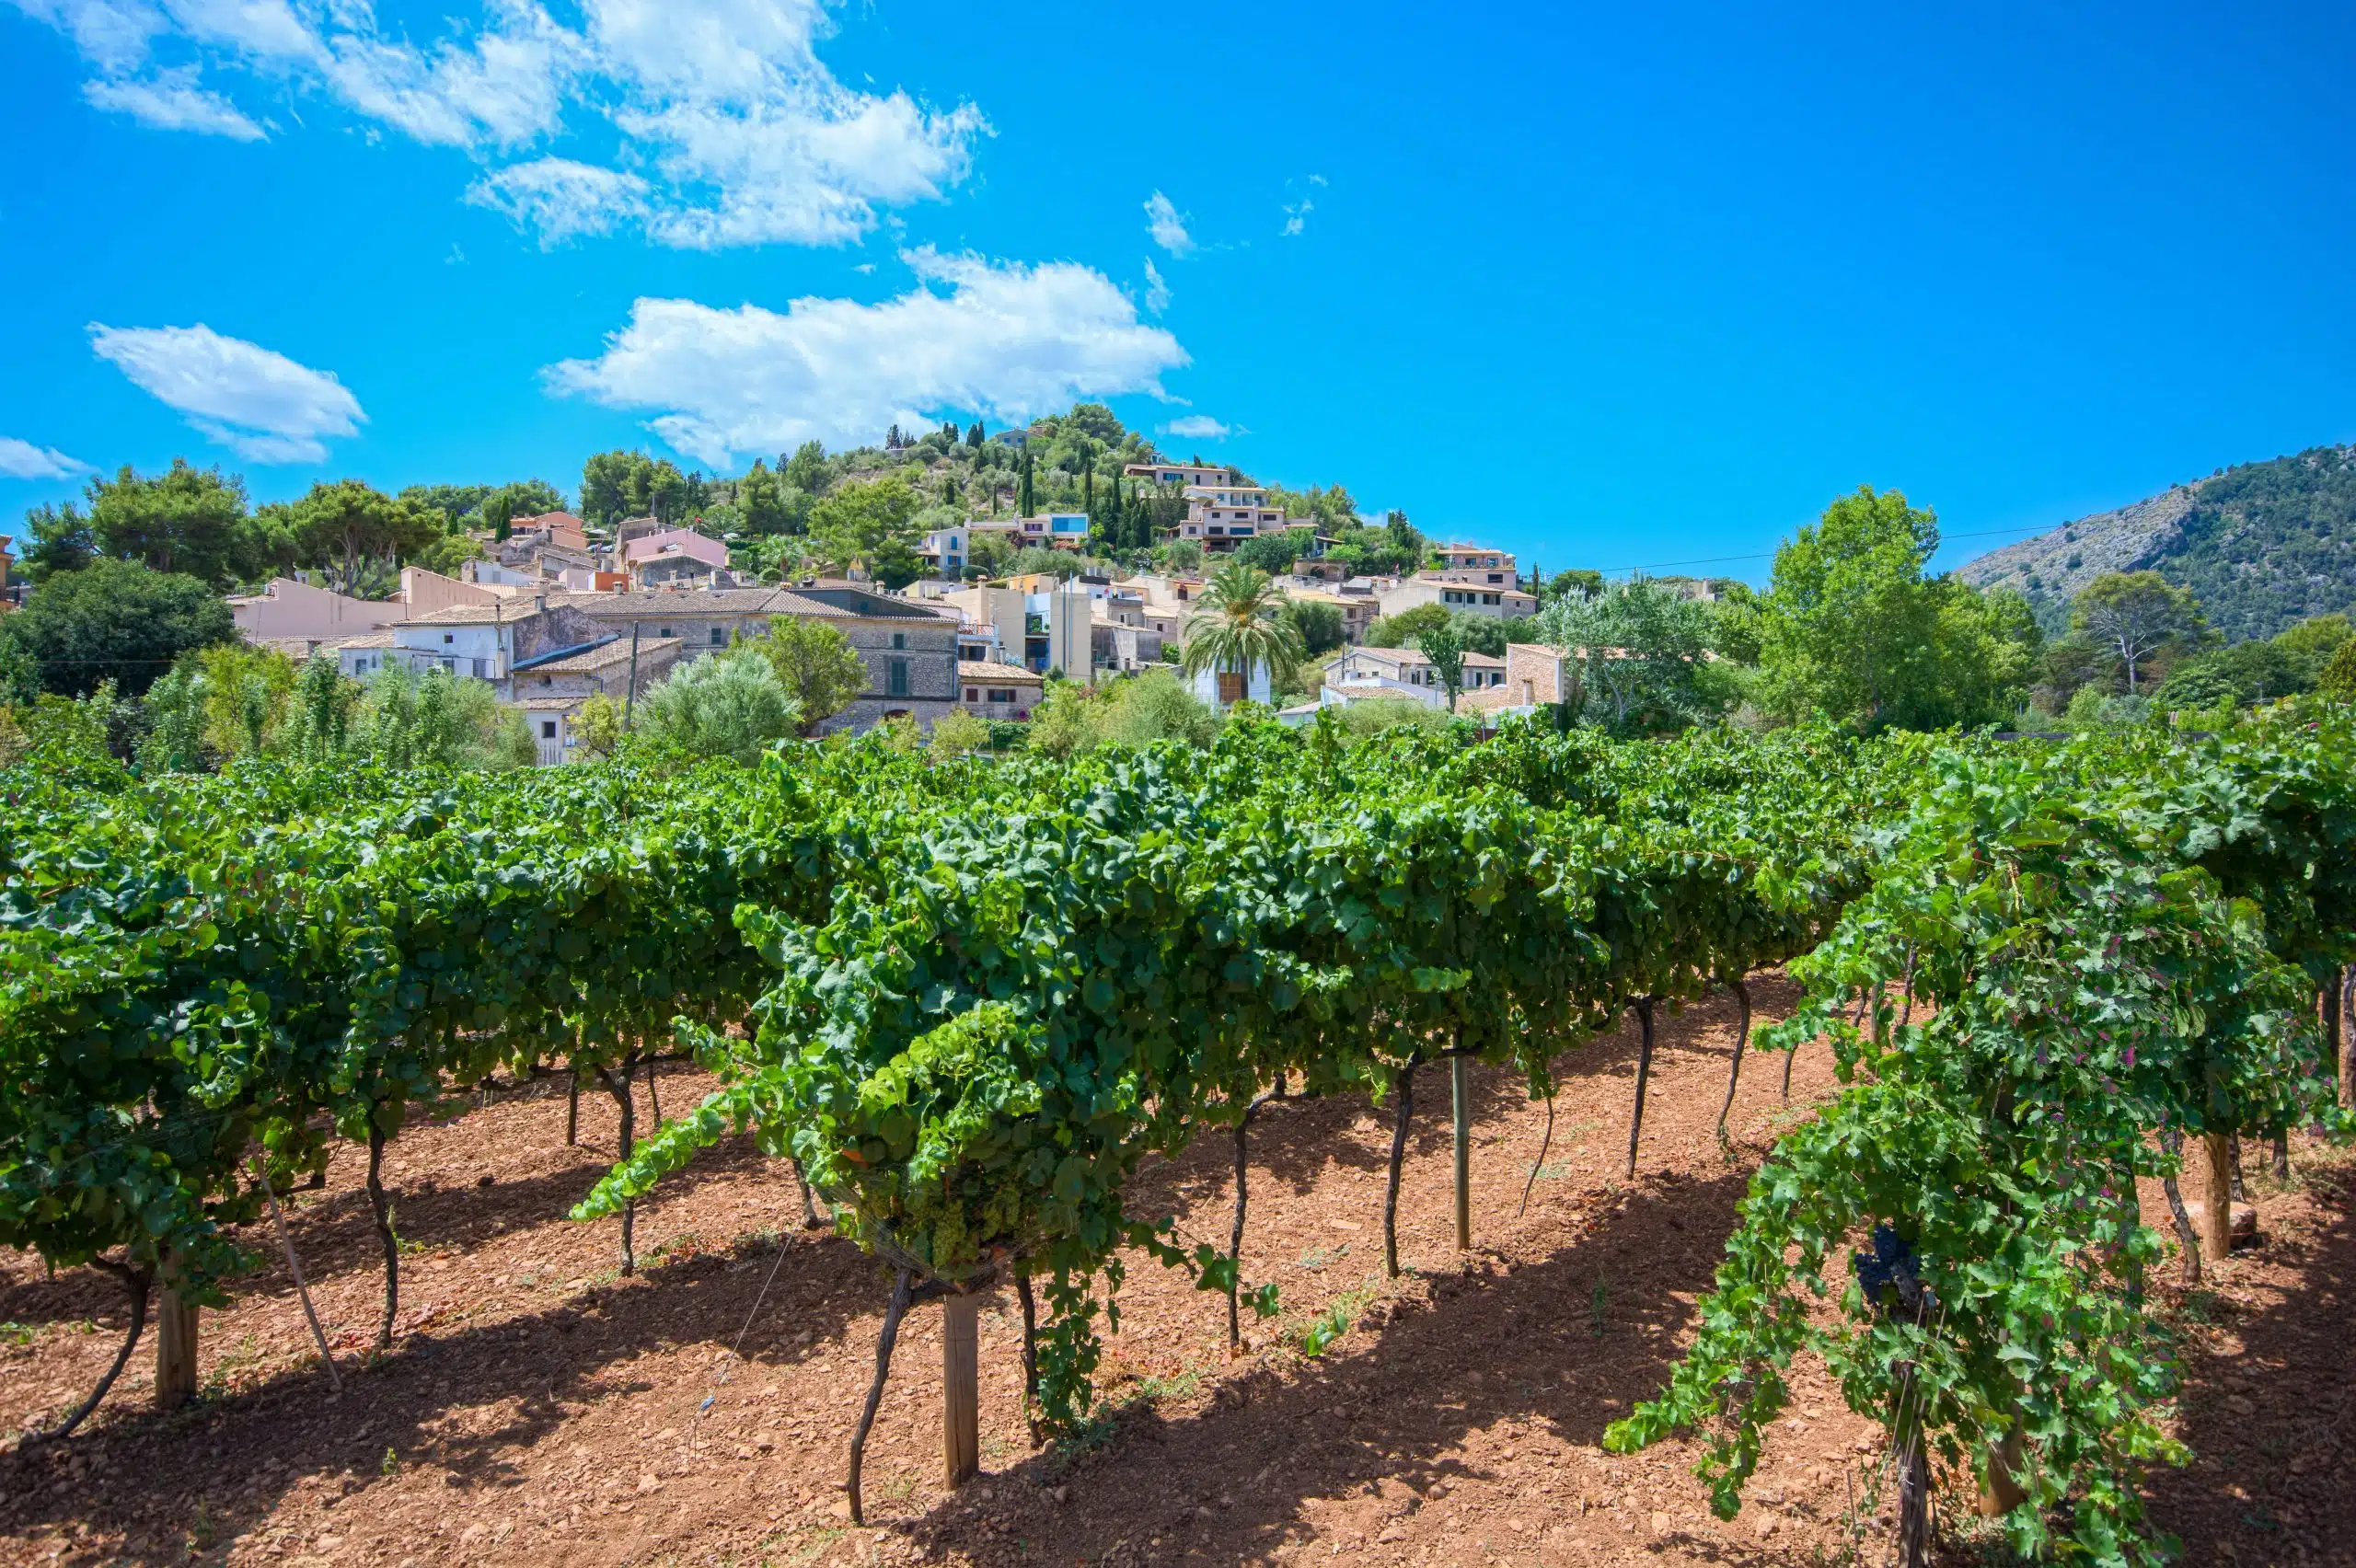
[1161,415,1229,441]
[1143,190,1193,255]
[467,157,648,246]
[0,438,88,480]
[1142,258,1169,315]
[88,322,364,464]
[545,248,1188,465]
[13,0,987,247]
[8,0,170,75]
[621,89,988,248]
[320,5,584,152]
[1280,198,1313,237]
[82,63,267,138]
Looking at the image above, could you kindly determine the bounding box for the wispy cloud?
[88,322,364,465]
[467,157,651,247]
[546,248,1189,465]
[1281,174,1325,236]
[1143,258,1170,315]
[1143,190,1194,255]
[0,437,87,480]
[1161,415,1230,441]
[84,65,268,140]
[12,0,991,249]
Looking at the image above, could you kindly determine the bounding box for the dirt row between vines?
[5,978,2352,1568]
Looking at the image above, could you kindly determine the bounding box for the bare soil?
[4,978,2350,1568]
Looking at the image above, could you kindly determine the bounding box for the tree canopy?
[2,559,236,698]
[631,652,802,764]
[2071,571,2208,696]
[736,617,870,735]
[1754,487,2038,732]
[1534,578,1720,734]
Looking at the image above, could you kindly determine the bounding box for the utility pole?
[622,620,642,727]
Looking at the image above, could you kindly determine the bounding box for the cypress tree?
[1019,452,1034,518]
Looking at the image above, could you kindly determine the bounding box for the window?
[710,627,725,645]
[443,632,455,644]
[965,687,979,702]
[891,632,906,650]
[541,721,559,739]
[1484,594,1500,605]
[887,658,909,698]
[659,627,673,638]
[987,688,1015,704]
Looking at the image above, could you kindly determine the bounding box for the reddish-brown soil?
[4,979,2350,1568]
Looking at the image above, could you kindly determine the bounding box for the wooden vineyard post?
[941,1291,980,1487]
[1450,1054,1472,1251]
[155,1253,199,1410]
[2200,1131,2235,1263]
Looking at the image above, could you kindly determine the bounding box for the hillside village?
[8,416,2354,774]
[8,404,1605,765]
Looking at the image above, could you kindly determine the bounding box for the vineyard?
[4,709,2355,1566]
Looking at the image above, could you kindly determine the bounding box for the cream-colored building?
[229,578,398,646]
[1322,646,1509,709]
[1375,575,1539,623]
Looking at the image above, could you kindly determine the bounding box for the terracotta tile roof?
[1347,647,1506,669]
[523,637,680,674]
[400,603,535,626]
[956,660,1044,685]
[558,585,955,622]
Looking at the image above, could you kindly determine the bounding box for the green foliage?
[1262,483,1358,531]
[409,531,484,580]
[13,630,2356,1568]
[19,501,98,582]
[2319,640,2356,698]
[782,441,829,497]
[1092,668,1220,748]
[1414,620,1469,711]
[580,451,690,529]
[929,708,991,758]
[84,459,267,589]
[738,459,790,536]
[1606,725,2356,1566]
[1363,601,1451,648]
[2140,445,2356,641]
[349,663,519,768]
[1535,579,1720,735]
[1278,597,1346,657]
[1231,530,1311,574]
[809,478,924,588]
[1330,698,1451,741]
[1180,560,1306,701]
[2072,571,2207,697]
[280,479,444,595]
[1756,486,2038,732]
[573,691,624,758]
[632,652,803,765]
[2,558,237,697]
[735,618,868,734]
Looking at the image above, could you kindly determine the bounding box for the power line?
[1585,525,2058,578]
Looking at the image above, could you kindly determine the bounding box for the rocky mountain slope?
[1958,444,2356,641]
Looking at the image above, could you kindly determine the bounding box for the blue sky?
[3,1,2351,582]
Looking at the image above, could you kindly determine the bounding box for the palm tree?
[1181,559,1306,707]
